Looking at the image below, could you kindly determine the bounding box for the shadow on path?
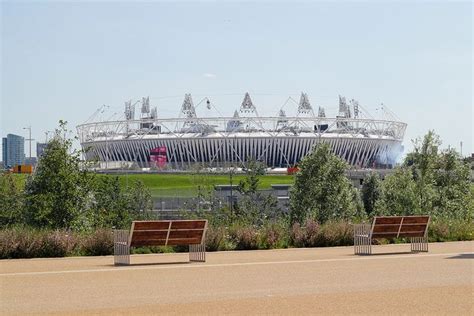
[446,253,474,260]
[347,251,413,257]
[103,261,191,267]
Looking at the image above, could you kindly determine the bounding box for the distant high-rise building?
[36,142,48,158]
[2,134,25,168]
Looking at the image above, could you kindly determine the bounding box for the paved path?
[1,241,473,315]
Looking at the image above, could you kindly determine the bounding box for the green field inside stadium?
[10,173,295,198]
[113,173,295,197]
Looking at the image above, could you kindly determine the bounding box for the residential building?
[2,134,25,168]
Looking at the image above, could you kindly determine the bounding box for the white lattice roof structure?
[77,93,406,169]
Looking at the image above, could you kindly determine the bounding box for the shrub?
[429,220,474,242]
[289,219,321,247]
[289,222,305,248]
[229,225,259,250]
[81,229,113,256]
[0,227,42,259]
[205,226,226,251]
[319,221,353,247]
[304,219,321,247]
[37,230,77,258]
[258,222,288,249]
[132,246,174,254]
[288,220,353,248]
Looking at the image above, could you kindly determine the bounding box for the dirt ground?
[1,241,473,315]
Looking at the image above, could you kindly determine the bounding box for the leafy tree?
[361,172,382,216]
[91,176,154,228]
[233,159,281,226]
[376,131,473,220]
[23,121,95,230]
[404,131,440,214]
[0,172,25,227]
[127,179,154,220]
[289,143,361,224]
[374,168,419,215]
[238,158,266,195]
[433,149,472,220]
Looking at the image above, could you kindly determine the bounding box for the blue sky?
[1,1,472,159]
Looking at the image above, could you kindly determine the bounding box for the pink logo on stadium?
[150,146,167,168]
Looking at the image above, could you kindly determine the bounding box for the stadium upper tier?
[77,93,407,169]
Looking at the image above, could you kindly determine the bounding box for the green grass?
[113,173,295,197]
[10,172,295,198]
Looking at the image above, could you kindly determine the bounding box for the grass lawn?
[113,173,295,197]
[10,172,295,198]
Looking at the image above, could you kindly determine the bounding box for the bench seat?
[354,215,430,255]
[114,219,208,265]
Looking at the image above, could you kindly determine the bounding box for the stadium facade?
[77,93,406,169]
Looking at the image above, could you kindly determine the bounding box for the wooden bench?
[114,220,208,265]
[354,216,430,255]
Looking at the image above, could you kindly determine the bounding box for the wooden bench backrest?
[371,216,430,239]
[129,220,207,247]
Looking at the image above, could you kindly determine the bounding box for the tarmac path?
[1,241,473,315]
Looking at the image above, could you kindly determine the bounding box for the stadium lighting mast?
[23,126,34,162]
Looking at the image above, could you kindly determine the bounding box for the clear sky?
[1,1,472,159]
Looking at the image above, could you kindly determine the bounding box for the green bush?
[205,226,226,251]
[429,220,474,242]
[318,221,353,247]
[132,246,174,254]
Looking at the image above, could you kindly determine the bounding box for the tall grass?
[1,219,472,259]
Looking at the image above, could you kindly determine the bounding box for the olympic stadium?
[76,93,407,170]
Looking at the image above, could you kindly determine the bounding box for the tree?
[361,172,382,216]
[0,172,25,227]
[433,149,472,220]
[289,143,361,224]
[374,168,419,215]
[91,176,154,228]
[403,131,440,214]
[23,121,95,230]
[238,158,266,195]
[234,158,281,226]
[376,131,473,220]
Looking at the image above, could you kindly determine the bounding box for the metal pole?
[229,166,233,215]
[23,126,34,163]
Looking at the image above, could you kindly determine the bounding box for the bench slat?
[402,216,430,224]
[128,220,207,248]
[372,225,400,233]
[374,217,403,225]
[168,230,205,239]
[171,221,207,229]
[399,224,428,233]
[167,238,203,245]
[397,231,427,237]
[133,221,171,231]
[131,239,167,247]
[132,231,168,239]
[371,233,399,238]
